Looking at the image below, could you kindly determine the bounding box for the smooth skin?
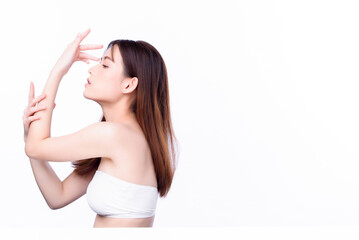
[24,29,157,227]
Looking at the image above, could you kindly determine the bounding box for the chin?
[83,91,93,101]
[84,92,102,105]
[83,91,89,99]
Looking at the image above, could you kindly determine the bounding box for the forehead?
[103,44,122,63]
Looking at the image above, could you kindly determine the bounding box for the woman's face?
[84,45,128,103]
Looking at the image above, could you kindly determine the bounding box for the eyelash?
[102,64,108,68]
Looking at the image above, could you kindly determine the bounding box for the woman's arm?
[25,69,61,143]
[24,85,95,209]
[26,28,102,143]
[25,29,108,162]
[29,159,95,209]
[28,158,65,209]
[26,121,118,162]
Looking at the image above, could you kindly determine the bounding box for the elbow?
[48,203,58,210]
[47,201,64,210]
[25,142,41,159]
[25,143,36,159]
[49,204,61,210]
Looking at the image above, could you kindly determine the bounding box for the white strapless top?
[87,170,158,218]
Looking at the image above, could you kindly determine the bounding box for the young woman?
[23,29,178,227]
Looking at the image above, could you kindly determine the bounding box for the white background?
[0,0,359,228]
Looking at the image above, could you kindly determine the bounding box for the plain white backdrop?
[1,0,359,228]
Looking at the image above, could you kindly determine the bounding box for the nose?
[88,65,94,75]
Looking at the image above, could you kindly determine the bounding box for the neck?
[99,99,136,124]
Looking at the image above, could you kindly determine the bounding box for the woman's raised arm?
[25,29,108,162]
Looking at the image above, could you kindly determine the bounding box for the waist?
[93,214,155,228]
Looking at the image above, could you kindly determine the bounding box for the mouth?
[87,78,91,84]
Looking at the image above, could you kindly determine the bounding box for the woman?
[23,28,178,227]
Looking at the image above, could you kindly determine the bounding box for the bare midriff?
[93,214,155,228]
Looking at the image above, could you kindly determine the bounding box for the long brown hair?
[72,40,178,197]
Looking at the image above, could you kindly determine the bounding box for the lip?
[87,78,91,84]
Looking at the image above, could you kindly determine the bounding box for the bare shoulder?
[90,121,148,151]
[110,121,151,161]
[109,121,147,145]
[89,121,134,143]
[91,121,120,137]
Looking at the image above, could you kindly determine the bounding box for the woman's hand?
[23,82,55,143]
[51,28,103,76]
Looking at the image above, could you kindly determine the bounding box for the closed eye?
[102,64,108,68]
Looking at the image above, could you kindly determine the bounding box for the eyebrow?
[101,56,114,62]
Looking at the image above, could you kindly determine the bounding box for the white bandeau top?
[87,170,158,218]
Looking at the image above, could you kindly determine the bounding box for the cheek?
[105,81,121,95]
[104,74,122,92]
[101,69,121,84]
[96,76,123,101]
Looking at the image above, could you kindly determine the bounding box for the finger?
[78,52,100,62]
[78,58,90,64]
[31,93,46,106]
[24,119,30,129]
[79,44,103,51]
[28,81,35,103]
[78,52,100,61]
[31,93,46,107]
[76,28,91,43]
[28,115,41,123]
[28,105,47,116]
